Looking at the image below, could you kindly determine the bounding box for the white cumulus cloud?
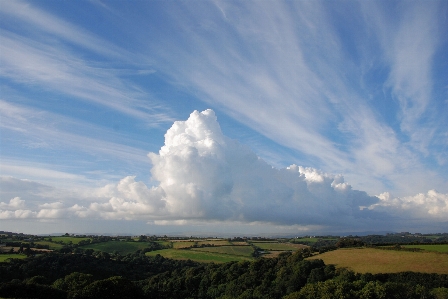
[0,197,26,209]
[141,109,379,226]
[0,197,36,219]
[1,110,446,233]
[370,190,448,220]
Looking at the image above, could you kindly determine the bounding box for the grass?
[230,241,249,246]
[293,237,320,243]
[0,254,27,262]
[291,237,337,244]
[171,241,197,249]
[248,240,278,243]
[191,245,254,256]
[33,241,64,250]
[401,244,448,253]
[252,242,308,251]
[44,236,91,245]
[308,248,448,274]
[169,240,232,248]
[197,240,232,246]
[145,249,253,263]
[79,241,155,255]
[156,241,172,247]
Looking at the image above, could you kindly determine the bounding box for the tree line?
[1,248,447,299]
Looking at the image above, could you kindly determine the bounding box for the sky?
[0,0,447,236]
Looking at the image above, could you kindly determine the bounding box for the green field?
[157,241,172,247]
[308,248,448,274]
[230,241,249,246]
[44,236,91,245]
[252,242,307,251]
[402,244,448,253]
[197,240,232,246]
[79,241,156,255]
[246,240,276,243]
[33,241,64,250]
[290,237,324,244]
[191,245,253,256]
[171,241,196,249]
[0,254,27,262]
[145,249,253,263]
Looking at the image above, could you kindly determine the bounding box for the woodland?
[1,232,448,299]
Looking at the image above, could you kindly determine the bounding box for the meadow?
[401,244,448,253]
[33,241,64,250]
[43,236,91,245]
[290,237,320,244]
[144,240,309,262]
[171,241,197,249]
[145,248,253,263]
[170,239,232,248]
[308,247,448,274]
[80,241,155,255]
[155,240,171,247]
[190,245,254,256]
[251,242,308,251]
[197,239,232,246]
[0,254,27,262]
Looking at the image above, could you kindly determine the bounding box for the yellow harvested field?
[308,248,448,274]
[253,242,309,251]
[231,242,249,246]
[0,247,20,253]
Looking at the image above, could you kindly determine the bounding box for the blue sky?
[1,0,447,236]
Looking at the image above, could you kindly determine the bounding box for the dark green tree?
[53,272,94,292]
[69,276,143,299]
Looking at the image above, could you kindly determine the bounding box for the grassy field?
[401,244,448,253]
[33,241,64,250]
[156,241,172,247]
[197,240,232,246]
[230,241,249,246]
[0,254,27,262]
[252,242,308,251]
[170,240,232,249]
[44,236,91,245]
[291,238,320,244]
[145,249,253,263]
[171,241,197,249]
[79,241,156,255]
[308,248,448,274]
[191,245,253,256]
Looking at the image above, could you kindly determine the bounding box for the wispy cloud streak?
[0,0,129,60]
[0,32,171,124]
[0,101,151,184]
[361,1,446,155]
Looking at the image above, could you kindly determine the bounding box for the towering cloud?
[145,109,379,226]
[1,110,447,232]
